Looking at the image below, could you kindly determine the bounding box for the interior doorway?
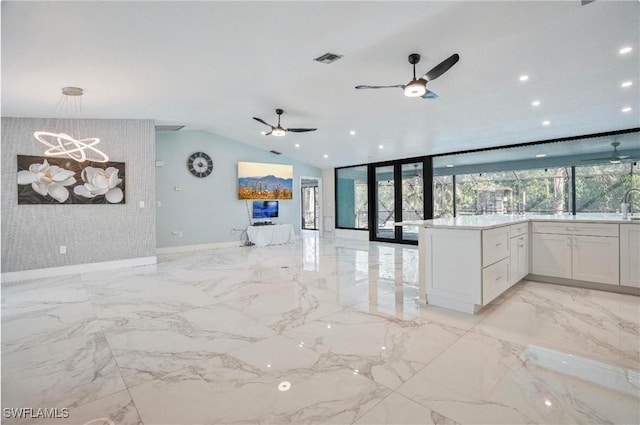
[300,177,321,232]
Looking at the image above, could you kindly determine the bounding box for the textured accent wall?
[1,117,156,273]
[156,130,321,248]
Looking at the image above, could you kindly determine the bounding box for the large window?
[575,162,639,213]
[336,166,368,229]
[432,130,639,217]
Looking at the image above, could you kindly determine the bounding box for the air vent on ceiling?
[314,53,343,64]
[155,125,185,131]
[270,150,282,155]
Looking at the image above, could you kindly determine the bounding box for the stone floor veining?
[1,236,639,425]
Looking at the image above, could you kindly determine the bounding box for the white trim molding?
[1,256,158,285]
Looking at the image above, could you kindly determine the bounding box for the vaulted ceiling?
[2,1,639,168]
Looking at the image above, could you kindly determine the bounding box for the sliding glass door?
[373,165,396,240]
[370,158,432,244]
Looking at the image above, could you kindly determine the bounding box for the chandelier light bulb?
[272,127,286,137]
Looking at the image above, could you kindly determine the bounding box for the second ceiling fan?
[253,109,317,137]
[356,53,460,99]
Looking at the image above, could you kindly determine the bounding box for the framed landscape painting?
[17,155,126,204]
[238,161,293,200]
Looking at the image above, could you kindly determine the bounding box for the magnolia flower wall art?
[17,155,126,205]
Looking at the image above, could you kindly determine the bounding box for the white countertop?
[398,214,640,230]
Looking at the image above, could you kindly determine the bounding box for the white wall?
[1,118,156,274]
[156,130,322,248]
[322,167,335,237]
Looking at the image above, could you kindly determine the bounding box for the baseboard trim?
[156,241,243,254]
[1,256,158,284]
[527,274,640,296]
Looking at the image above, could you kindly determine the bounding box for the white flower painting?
[74,166,124,203]
[17,158,76,203]
[17,155,126,205]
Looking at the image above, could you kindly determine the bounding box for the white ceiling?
[2,1,639,169]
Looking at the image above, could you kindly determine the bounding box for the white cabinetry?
[620,224,640,288]
[531,233,572,279]
[531,222,619,285]
[422,224,516,314]
[510,231,529,285]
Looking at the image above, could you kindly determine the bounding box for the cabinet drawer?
[531,221,618,237]
[482,258,510,305]
[510,222,528,237]
[482,226,510,267]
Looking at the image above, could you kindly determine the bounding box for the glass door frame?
[368,156,433,245]
[301,185,319,230]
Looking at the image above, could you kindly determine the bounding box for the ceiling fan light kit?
[253,108,317,137]
[356,52,460,100]
[404,80,427,97]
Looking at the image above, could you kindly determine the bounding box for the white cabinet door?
[620,224,640,288]
[509,234,528,285]
[572,236,619,285]
[532,233,571,279]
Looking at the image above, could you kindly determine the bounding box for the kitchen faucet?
[621,188,640,219]
[622,188,640,204]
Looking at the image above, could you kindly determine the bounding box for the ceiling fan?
[355,53,460,99]
[581,142,640,164]
[253,109,317,137]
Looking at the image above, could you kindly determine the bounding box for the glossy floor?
[2,236,639,425]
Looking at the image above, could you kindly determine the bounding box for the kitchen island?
[401,214,640,314]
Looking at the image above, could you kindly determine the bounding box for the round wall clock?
[187,152,213,177]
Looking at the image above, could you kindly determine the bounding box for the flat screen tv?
[252,200,279,219]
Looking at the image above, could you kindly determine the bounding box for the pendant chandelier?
[33,87,109,163]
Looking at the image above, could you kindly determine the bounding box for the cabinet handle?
[519,236,524,241]
[518,244,525,248]
[496,276,503,281]
[495,243,502,247]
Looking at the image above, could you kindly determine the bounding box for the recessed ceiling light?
[323,154,328,158]
[378,145,384,149]
[622,107,632,113]
[294,143,300,148]
[621,81,633,88]
[519,75,529,82]
[446,164,454,168]
[619,46,633,55]
[349,130,356,136]
[532,100,541,106]
[542,120,550,126]
[536,153,547,158]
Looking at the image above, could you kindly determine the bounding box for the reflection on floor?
[2,235,638,425]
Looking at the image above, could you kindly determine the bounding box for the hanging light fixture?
[33,87,109,163]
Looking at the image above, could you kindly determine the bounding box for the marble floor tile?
[2,333,126,425]
[89,283,221,331]
[353,392,460,425]
[474,280,640,370]
[2,237,639,425]
[32,390,142,425]
[225,283,346,333]
[104,304,276,387]
[129,355,391,425]
[396,330,640,425]
[283,309,465,390]
[1,300,100,355]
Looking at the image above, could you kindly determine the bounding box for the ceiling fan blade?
[253,117,273,127]
[355,84,404,89]
[286,128,317,133]
[264,131,272,136]
[423,53,460,81]
[421,89,439,99]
